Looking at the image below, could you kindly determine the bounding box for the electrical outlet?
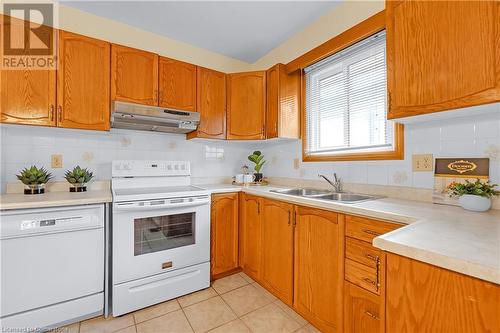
[412,154,433,172]
[293,158,300,170]
[51,154,62,168]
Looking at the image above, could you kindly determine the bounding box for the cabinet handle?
[365,254,379,262]
[364,311,380,320]
[257,202,260,214]
[57,106,62,122]
[293,210,297,227]
[363,229,380,236]
[363,277,376,286]
[49,105,55,121]
[288,210,291,226]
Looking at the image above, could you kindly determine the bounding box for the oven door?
[112,195,210,284]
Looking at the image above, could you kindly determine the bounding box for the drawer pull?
[364,311,380,320]
[363,229,380,236]
[365,254,379,261]
[363,277,376,286]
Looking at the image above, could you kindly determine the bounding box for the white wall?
[254,104,500,189]
[251,0,385,70]
[0,125,256,193]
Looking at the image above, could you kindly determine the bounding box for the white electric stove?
[111,160,210,316]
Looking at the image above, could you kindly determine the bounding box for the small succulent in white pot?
[447,179,499,212]
[16,166,53,195]
[64,166,94,192]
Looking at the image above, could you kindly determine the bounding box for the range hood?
[111,101,200,134]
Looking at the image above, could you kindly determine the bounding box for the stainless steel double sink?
[269,188,381,203]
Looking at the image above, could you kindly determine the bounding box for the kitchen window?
[304,30,403,161]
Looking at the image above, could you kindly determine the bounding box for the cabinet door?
[188,67,226,139]
[344,282,384,333]
[266,64,300,139]
[227,71,266,140]
[57,31,110,131]
[111,45,158,106]
[386,253,500,333]
[261,198,294,305]
[159,57,197,111]
[239,194,262,281]
[210,193,239,277]
[0,18,56,126]
[387,1,500,118]
[294,206,343,333]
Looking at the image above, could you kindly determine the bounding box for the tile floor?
[58,272,321,333]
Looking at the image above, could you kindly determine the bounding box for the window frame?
[300,15,404,162]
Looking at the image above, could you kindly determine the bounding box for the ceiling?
[61,1,339,63]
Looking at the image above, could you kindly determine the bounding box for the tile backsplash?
[0,125,255,193]
[254,104,500,190]
[1,104,499,194]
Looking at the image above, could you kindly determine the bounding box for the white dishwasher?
[0,204,105,331]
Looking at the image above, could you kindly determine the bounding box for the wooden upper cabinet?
[210,193,239,278]
[227,71,266,140]
[266,64,300,139]
[386,253,500,333]
[57,31,111,131]
[1,17,56,127]
[111,44,158,106]
[187,67,226,139]
[159,57,197,111]
[294,206,344,333]
[261,198,294,305]
[387,0,500,118]
[239,194,262,281]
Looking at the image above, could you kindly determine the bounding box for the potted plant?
[16,166,53,195]
[447,179,499,212]
[64,166,94,192]
[248,151,266,182]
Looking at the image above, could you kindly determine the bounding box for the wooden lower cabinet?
[386,253,500,333]
[261,198,294,305]
[294,206,344,333]
[210,193,239,278]
[239,194,262,281]
[344,281,384,333]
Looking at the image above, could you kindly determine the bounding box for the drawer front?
[345,237,381,269]
[346,215,400,243]
[345,258,379,294]
[344,281,383,333]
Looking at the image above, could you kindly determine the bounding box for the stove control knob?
[123,164,132,170]
[174,165,179,170]
[180,164,186,170]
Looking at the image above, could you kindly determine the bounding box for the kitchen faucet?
[318,173,343,192]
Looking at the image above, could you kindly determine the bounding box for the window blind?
[305,31,394,156]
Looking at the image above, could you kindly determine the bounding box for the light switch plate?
[412,154,433,172]
[51,154,62,168]
[293,158,300,170]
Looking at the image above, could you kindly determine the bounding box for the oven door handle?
[114,199,209,211]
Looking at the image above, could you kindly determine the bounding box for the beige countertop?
[200,184,500,285]
[2,182,497,284]
[0,190,112,210]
